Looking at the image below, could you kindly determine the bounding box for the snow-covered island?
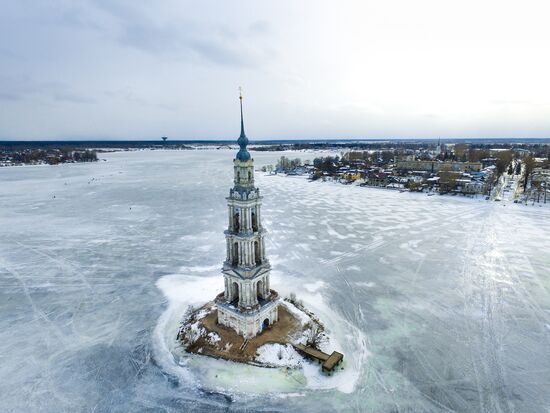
[177,296,340,371]
[175,95,344,375]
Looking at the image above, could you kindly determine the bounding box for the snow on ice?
[1,150,550,412]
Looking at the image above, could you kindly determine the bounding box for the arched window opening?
[232,243,239,266]
[233,210,240,231]
[257,279,264,301]
[248,171,252,181]
[254,241,261,265]
[251,211,258,232]
[232,282,239,303]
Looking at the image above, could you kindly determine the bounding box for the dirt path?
[186,304,300,362]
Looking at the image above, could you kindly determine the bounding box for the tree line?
[2,149,98,165]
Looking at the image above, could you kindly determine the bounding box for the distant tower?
[215,89,279,338]
[436,138,442,154]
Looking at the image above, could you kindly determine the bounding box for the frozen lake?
[1,149,549,412]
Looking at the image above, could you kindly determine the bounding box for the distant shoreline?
[2,137,550,148]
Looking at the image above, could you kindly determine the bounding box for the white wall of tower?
[217,304,278,339]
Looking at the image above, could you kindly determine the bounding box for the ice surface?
[1,150,550,412]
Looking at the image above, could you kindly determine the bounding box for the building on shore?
[214,92,279,339]
[532,168,550,186]
[395,158,482,173]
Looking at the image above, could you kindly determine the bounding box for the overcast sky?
[1,0,550,140]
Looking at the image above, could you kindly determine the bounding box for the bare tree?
[289,292,297,304]
[495,150,513,176]
[304,322,326,349]
[523,156,536,191]
[438,165,458,193]
[183,305,197,323]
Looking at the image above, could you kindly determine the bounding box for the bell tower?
[215,90,279,339]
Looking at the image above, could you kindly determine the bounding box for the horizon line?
[1,137,550,144]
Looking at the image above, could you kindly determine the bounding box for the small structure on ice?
[293,344,344,375]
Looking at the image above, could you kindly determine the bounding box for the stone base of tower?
[215,291,279,339]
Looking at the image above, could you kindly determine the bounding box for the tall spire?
[236,87,251,161]
[239,88,246,139]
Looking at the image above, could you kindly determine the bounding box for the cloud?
[87,0,264,67]
[2,1,550,139]
[0,75,37,101]
[0,48,19,60]
[0,92,20,101]
[53,92,96,104]
[187,37,252,66]
[249,20,270,35]
[115,22,266,67]
[0,75,95,104]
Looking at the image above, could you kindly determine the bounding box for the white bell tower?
[215,90,279,339]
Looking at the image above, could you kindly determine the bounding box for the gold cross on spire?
[238,86,243,100]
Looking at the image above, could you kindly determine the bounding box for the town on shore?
[1,147,98,166]
[261,140,550,205]
[2,138,549,205]
[0,140,193,167]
